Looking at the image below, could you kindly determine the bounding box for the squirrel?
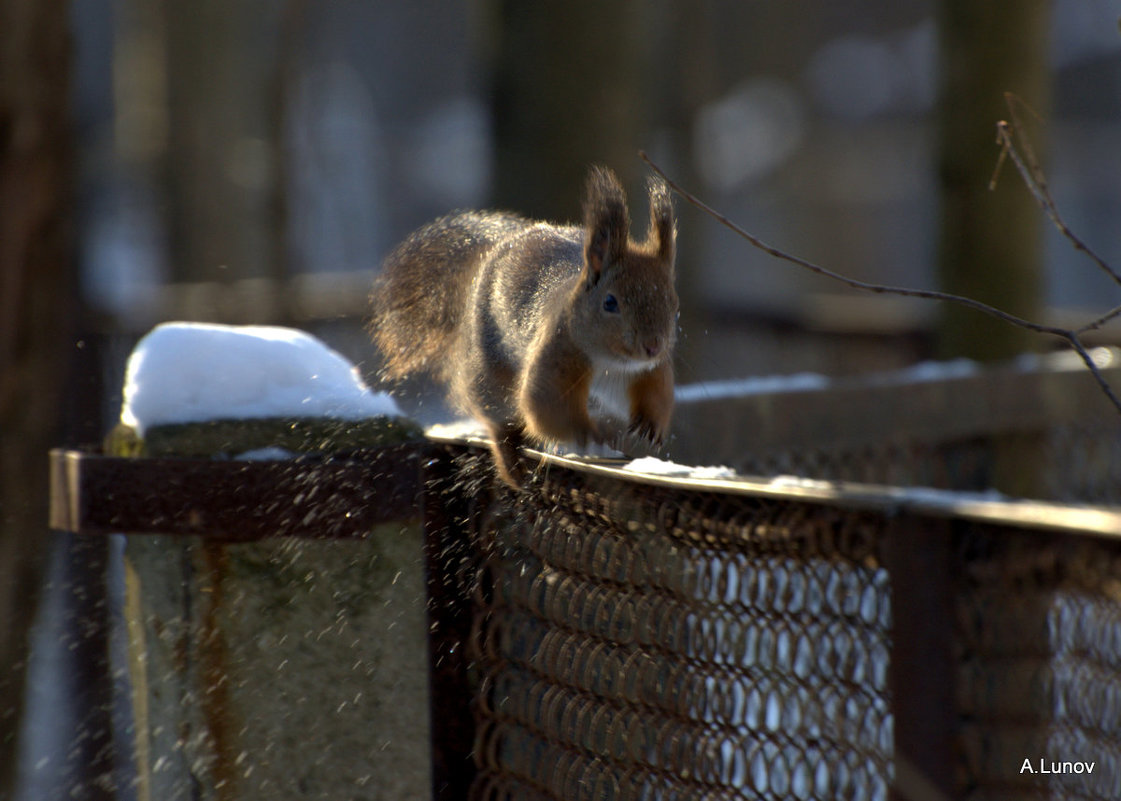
[368,166,678,486]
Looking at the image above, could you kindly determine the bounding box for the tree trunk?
[935,0,1050,361]
[161,0,285,288]
[487,0,643,220]
[0,0,76,796]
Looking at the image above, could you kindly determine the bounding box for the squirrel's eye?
[603,294,620,313]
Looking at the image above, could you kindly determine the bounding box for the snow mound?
[624,456,736,480]
[120,322,401,433]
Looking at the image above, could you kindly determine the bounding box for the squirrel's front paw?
[628,415,668,447]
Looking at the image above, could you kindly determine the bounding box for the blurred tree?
[484,0,713,390]
[0,0,79,796]
[486,0,643,220]
[161,0,288,294]
[643,0,717,381]
[936,0,1049,360]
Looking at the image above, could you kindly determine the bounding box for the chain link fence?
[423,357,1121,801]
[955,526,1121,799]
[670,349,1121,503]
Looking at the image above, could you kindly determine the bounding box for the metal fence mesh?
[1039,419,1121,503]
[955,527,1121,799]
[670,351,1121,507]
[728,423,1121,505]
[424,445,1121,801]
[429,452,892,800]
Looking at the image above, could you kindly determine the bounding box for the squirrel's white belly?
[588,369,631,420]
[588,356,658,421]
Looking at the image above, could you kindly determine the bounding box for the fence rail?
[49,443,420,540]
[671,348,1121,503]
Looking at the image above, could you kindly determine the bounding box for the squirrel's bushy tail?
[369,211,526,382]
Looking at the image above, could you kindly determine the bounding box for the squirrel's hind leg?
[488,421,530,488]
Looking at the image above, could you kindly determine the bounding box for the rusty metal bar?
[550,456,1121,538]
[884,515,957,801]
[48,443,424,541]
[421,445,489,801]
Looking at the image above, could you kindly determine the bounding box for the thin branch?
[1077,303,1121,336]
[639,151,1121,416]
[1065,336,1121,413]
[641,152,1071,338]
[992,95,1121,288]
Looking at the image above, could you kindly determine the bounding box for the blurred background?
[2,0,1120,798]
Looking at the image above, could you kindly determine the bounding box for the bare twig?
[1060,335,1121,421]
[992,94,1121,288]
[640,153,1069,337]
[1077,303,1121,336]
[639,151,1121,416]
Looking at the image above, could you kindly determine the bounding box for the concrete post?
[107,417,429,801]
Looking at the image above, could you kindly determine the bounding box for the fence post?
[108,419,429,801]
[884,515,957,800]
[420,445,483,801]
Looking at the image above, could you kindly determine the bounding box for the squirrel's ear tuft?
[646,176,675,264]
[583,167,629,282]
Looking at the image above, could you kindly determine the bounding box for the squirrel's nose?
[643,338,662,358]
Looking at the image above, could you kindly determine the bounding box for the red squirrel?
[369,167,678,485]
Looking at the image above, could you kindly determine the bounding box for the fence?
[670,349,1121,502]
[50,351,1121,801]
[420,442,1121,801]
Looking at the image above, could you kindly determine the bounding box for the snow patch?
[886,358,978,383]
[675,373,829,403]
[120,322,401,433]
[767,474,836,491]
[624,456,737,480]
[426,419,488,441]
